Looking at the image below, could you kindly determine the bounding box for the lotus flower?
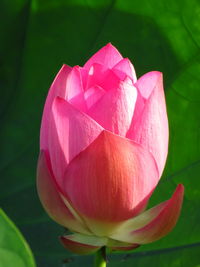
[37,43,184,254]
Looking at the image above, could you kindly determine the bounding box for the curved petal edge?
[84,43,123,70]
[40,64,71,150]
[48,96,103,185]
[36,151,91,235]
[110,184,184,244]
[127,71,169,176]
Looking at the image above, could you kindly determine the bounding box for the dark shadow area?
[0,0,31,119]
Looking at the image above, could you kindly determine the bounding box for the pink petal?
[85,63,120,91]
[48,97,103,185]
[66,66,87,112]
[112,58,137,83]
[60,233,106,255]
[136,71,159,99]
[127,72,169,176]
[84,43,123,70]
[107,239,139,251]
[84,85,105,109]
[131,90,145,124]
[36,151,90,234]
[110,184,184,244]
[87,78,137,136]
[111,243,140,251]
[79,67,88,89]
[64,131,159,223]
[40,64,71,150]
[60,237,100,255]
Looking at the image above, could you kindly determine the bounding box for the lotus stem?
[94,246,106,267]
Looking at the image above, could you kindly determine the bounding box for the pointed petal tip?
[40,64,72,149]
[56,63,71,74]
[61,63,70,69]
[84,43,123,70]
[144,70,162,77]
[154,71,163,82]
[138,70,163,86]
[109,183,184,244]
[150,70,162,75]
[174,183,184,200]
[104,42,116,47]
[112,58,137,83]
[120,57,131,64]
[104,42,120,52]
[177,183,184,191]
[128,69,168,176]
[106,42,113,47]
[131,183,184,244]
[73,65,81,70]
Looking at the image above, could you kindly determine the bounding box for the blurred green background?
[1,0,200,266]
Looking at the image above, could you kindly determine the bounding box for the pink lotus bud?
[37,43,184,254]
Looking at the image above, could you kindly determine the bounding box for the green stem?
[94,247,107,267]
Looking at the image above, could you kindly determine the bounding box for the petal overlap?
[85,63,120,91]
[40,64,71,150]
[127,71,169,176]
[36,151,91,235]
[48,97,103,185]
[66,66,87,112]
[87,78,137,136]
[112,58,137,83]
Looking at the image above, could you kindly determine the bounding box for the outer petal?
[110,184,184,244]
[112,58,137,83]
[110,244,139,251]
[87,78,137,136]
[40,64,71,149]
[60,233,106,255]
[107,239,140,251]
[36,151,91,235]
[60,233,139,254]
[64,131,159,224]
[136,70,160,99]
[48,97,103,185]
[84,43,123,70]
[127,71,169,176]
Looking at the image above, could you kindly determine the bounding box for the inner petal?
[112,58,137,83]
[48,97,103,185]
[66,66,87,112]
[87,78,137,137]
[84,85,105,109]
[86,63,120,91]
